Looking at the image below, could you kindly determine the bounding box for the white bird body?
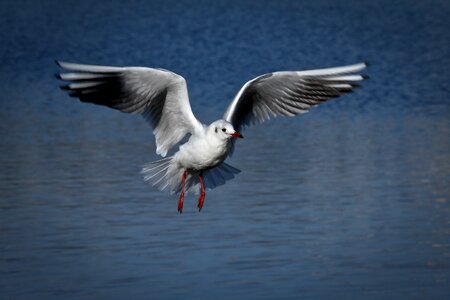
[56,60,367,212]
[176,122,230,171]
[141,119,241,202]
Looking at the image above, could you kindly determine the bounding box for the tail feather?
[141,157,241,195]
[144,163,170,181]
[141,157,174,192]
[202,162,241,191]
[142,160,171,181]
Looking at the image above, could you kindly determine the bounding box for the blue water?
[0,0,449,299]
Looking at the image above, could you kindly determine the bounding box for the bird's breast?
[176,138,228,171]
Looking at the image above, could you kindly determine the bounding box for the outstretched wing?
[223,63,367,132]
[56,61,203,156]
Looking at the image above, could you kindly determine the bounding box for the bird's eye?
[222,128,226,132]
[215,127,218,133]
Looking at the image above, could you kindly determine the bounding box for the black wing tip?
[362,74,370,80]
[60,84,71,90]
[54,73,63,80]
[55,59,63,67]
[363,61,370,67]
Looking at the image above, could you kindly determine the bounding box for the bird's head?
[209,120,243,140]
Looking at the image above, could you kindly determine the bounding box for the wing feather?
[223,63,367,132]
[57,61,203,156]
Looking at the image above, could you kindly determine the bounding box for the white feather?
[295,62,367,76]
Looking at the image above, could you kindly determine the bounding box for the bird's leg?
[177,170,187,214]
[197,174,206,212]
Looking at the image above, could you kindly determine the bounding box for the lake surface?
[0,0,449,299]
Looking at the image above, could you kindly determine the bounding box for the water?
[0,0,449,299]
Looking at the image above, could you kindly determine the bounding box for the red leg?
[197,175,206,212]
[177,170,187,213]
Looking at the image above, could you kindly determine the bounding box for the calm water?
[1,0,449,299]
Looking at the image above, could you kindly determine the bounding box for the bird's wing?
[57,61,203,156]
[223,63,367,132]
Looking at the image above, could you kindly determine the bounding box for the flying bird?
[56,61,367,213]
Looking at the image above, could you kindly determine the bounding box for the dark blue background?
[1,1,449,299]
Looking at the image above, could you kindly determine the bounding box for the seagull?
[56,61,367,213]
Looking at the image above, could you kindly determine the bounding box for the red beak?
[231,132,243,138]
